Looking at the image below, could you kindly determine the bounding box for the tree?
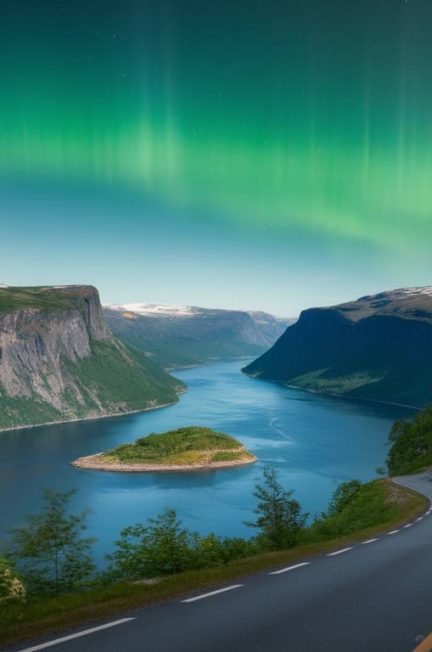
[387,405,432,475]
[388,419,407,443]
[246,467,308,550]
[325,480,362,517]
[107,509,194,580]
[8,489,95,595]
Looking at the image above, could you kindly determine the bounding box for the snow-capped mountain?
[104,303,293,369]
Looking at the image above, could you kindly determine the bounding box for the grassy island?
[72,426,256,472]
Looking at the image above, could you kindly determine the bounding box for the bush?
[107,509,200,580]
[107,508,261,582]
[0,558,26,603]
[306,480,401,541]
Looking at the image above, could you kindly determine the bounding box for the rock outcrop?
[0,286,183,430]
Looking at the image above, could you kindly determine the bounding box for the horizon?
[2,0,432,315]
[3,280,432,319]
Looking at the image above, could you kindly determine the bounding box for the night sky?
[1,1,431,314]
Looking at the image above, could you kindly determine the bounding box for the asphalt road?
[6,473,432,652]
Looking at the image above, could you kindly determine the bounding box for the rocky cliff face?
[243,287,432,408]
[104,303,292,369]
[0,286,109,407]
[0,286,182,430]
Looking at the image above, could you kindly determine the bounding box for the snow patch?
[106,303,197,316]
[397,286,432,297]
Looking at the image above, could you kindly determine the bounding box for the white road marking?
[17,619,135,652]
[361,538,379,545]
[404,523,413,528]
[388,529,400,535]
[327,547,353,557]
[182,584,244,603]
[270,562,310,575]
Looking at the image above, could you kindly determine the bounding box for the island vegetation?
[72,426,257,472]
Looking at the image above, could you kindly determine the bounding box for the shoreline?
[0,398,181,435]
[71,451,257,473]
[242,371,420,410]
[282,383,421,411]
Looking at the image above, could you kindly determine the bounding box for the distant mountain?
[243,286,432,408]
[0,286,183,431]
[104,303,292,369]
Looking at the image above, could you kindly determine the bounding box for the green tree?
[246,467,308,549]
[388,419,408,442]
[8,489,95,595]
[107,510,258,581]
[107,509,194,580]
[325,480,362,517]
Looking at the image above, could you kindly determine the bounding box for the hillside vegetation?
[0,286,80,313]
[244,286,432,407]
[387,405,432,475]
[0,285,183,430]
[104,305,290,369]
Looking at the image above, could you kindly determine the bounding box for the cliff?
[0,285,183,431]
[243,286,432,408]
[104,303,291,369]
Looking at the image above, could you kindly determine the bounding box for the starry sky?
[1,0,431,315]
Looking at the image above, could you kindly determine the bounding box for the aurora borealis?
[1,0,431,313]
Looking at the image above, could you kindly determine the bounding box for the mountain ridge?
[104,303,292,370]
[243,286,432,408]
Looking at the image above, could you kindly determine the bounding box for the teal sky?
[1,0,431,315]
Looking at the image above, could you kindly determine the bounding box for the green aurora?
[0,1,431,312]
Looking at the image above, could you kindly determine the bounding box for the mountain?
[243,286,432,408]
[0,286,183,431]
[104,303,291,370]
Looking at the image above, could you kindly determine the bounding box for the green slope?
[244,287,432,407]
[0,340,183,431]
[0,285,184,431]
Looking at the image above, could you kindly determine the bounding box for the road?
[6,473,432,652]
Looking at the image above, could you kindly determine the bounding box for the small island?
[72,426,256,472]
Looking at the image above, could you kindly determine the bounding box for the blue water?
[0,360,413,562]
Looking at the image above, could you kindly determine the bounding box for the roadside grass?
[0,479,426,648]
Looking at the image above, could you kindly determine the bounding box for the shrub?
[0,558,26,603]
